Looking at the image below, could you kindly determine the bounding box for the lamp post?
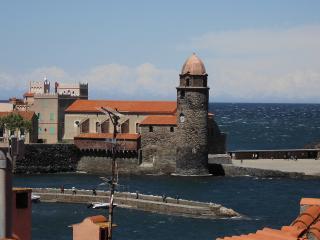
[97,107,124,240]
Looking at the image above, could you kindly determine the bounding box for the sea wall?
[77,156,144,174]
[14,143,153,174]
[14,143,320,177]
[229,149,320,160]
[32,187,240,219]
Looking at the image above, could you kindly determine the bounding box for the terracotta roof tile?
[301,198,320,206]
[65,100,177,114]
[309,220,320,240]
[281,226,305,237]
[291,206,320,230]
[87,215,107,223]
[75,133,140,140]
[0,111,35,121]
[140,115,177,125]
[216,200,320,240]
[23,92,34,97]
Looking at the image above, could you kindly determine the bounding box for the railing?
[228,149,320,160]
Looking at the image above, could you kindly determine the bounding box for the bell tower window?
[185,78,190,87]
[180,90,185,99]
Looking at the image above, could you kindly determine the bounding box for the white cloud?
[83,63,177,99]
[0,64,178,100]
[180,25,320,102]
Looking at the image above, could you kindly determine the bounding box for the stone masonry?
[140,125,176,173]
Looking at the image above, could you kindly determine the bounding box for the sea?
[13,103,320,240]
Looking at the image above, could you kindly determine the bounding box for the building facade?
[13,78,89,143]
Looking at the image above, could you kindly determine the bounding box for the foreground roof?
[66,100,177,114]
[217,198,320,240]
[0,111,35,121]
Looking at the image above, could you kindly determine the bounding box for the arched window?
[180,90,185,99]
[186,78,190,86]
[96,122,100,133]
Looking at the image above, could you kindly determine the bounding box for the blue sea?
[210,103,320,151]
[13,103,320,240]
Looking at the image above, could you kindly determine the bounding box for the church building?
[63,54,226,175]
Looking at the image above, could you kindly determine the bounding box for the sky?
[1,0,320,103]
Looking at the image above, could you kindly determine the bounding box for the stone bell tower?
[175,53,210,176]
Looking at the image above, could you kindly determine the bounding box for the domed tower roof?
[181,53,206,75]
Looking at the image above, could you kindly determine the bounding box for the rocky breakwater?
[32,188,240,219]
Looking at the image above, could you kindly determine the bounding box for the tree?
[0,113,32,135]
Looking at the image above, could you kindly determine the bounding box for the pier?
[31,188,240,219]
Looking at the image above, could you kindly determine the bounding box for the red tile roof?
[140,113,215,125]
[23,92,34,97]
[87,215,107,223]
[301,198,320,206]
[65,100,177,114]
[0,111,35,121]
[75,133,140,140]
[216,198,320,240]
[140,115,177,126]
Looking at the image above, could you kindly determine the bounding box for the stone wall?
[74,138,139,151]
[140,125,176,173]
[14,144,81,173]
[176,87,209,175]
[77,156,142,174]
[208,117,226,154]
[14,143,150,175]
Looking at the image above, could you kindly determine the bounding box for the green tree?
[0,113,32,135]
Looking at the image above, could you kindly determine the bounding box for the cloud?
[180,25,320,103]
[83,63,177,99]
[0,64,178,100]
[0,66,71,98]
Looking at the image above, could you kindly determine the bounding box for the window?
[50,127,55,135]
[96,122,100,133]
[50,113,54,121]
[186,78,190,86]
[121,120,129,133]
[16,192,28,209]
[38,127,42,132]
[74,120,80,127]
[149,126,153,132]
[203,79,207,87]
[20,128,25,136]
[37,113,41,121]
[0,128,3,137]
[101,120,109,133]
[180,90,185,99]
[170,127,174,132]
[136,123,140,133]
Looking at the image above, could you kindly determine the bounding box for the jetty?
[31,188,240,219]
